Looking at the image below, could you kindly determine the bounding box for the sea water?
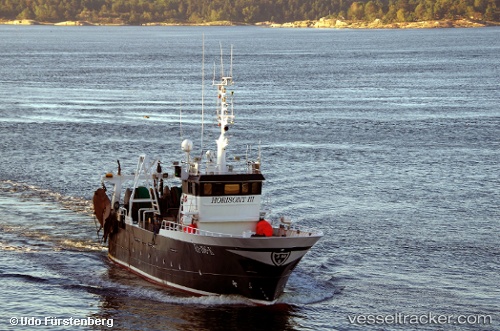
[0,25,499,330]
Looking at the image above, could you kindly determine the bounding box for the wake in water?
[280,271,339,305]
[0,215,104,253]
[0,179,94,216]
[0,241,38,253]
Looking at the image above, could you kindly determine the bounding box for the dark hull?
[108,223,319,303]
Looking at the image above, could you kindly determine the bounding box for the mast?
[214,47,234,174]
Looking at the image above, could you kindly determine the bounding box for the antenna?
[212,61,216,84]
[230,45,233,78]
[201,33,205,154]
[179,98,183,138]
[258,140,262,162]
[220,42,224,78]
[229,45,234,120]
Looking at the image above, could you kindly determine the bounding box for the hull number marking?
[194,244,215,256]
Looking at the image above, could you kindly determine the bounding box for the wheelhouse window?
[203,183,212,195]
[252,182,261,194]
[241,183,249,194]
[224,184,240,195]
[212,183,224,196]
[199,181,262,196]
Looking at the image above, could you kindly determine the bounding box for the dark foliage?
[1,0,498,24]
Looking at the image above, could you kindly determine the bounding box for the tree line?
[1,0,498,24]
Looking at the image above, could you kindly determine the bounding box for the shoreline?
[267,18,499,29]
[1,18,499,29]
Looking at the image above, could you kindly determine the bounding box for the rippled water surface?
[0,26,499,330]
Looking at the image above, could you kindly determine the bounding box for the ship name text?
[211,196,255,204]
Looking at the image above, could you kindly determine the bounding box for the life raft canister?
[256,219,273,237]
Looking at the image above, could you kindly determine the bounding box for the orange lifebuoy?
[256,220,273,237]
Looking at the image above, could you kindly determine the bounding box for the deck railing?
[160,220,234,237]
[159,220,323,238]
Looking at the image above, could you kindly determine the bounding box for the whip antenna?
[201,33,205,153]
[230,45,233,78]
[220,42,224,78]
[179,98,183,139]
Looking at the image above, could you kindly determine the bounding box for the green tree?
[364,1,380,20]
[384,3,397,21]
[17,7,34,19]
[484,0,496,19]
[347,1,364,20]
[474,0,486,11]
[242,5,259,22]
[396,8,406,21]
[414,3,425,20]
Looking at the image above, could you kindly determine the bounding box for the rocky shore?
[267,18,496,29]
[0,19,240,26]
[2,19,95,25]
[1,18,498,29]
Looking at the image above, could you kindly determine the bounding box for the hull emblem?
[271,251,291,266]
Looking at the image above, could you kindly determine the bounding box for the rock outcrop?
[267,18,493,29]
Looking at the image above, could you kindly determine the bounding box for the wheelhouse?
[183,174,264,197]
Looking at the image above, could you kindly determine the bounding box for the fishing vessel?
[92,48,323,304]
